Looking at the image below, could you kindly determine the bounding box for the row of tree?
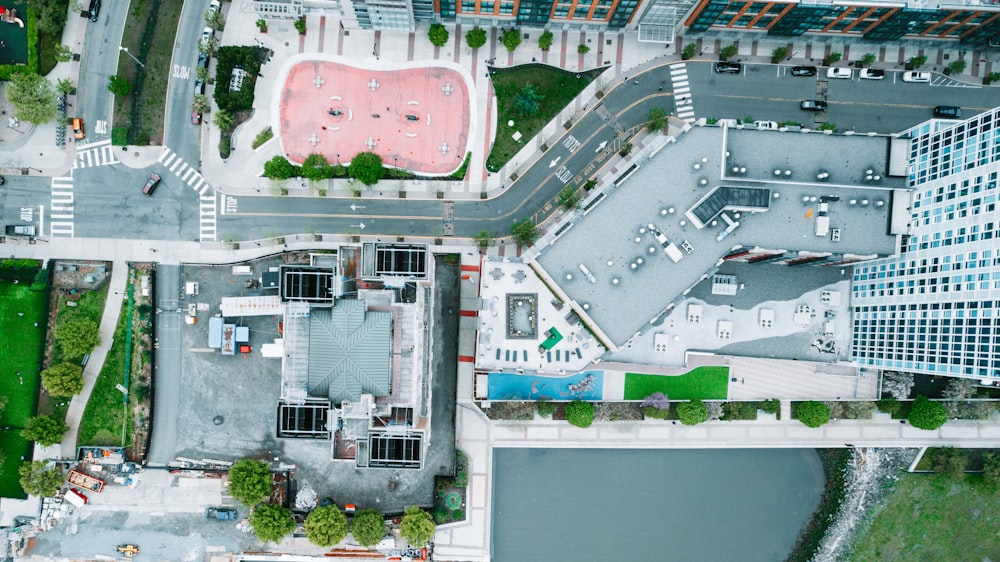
[228,459,435,547]
[264,153,384,186]
[427,24,590,54]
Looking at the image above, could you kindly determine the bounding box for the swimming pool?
[487,371,603,401]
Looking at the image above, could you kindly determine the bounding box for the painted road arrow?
[549,156,561,168]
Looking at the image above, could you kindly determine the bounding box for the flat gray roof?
[535,126,907,347]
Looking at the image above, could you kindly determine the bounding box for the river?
[491,448,825,562]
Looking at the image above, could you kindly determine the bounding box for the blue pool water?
[487,370,603,401]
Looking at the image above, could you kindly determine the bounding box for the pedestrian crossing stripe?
[157,147,218,241]
[49,176,75,238]
[72,139,120,170]
[668,63,697,124]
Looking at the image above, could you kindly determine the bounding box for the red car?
[191,111,202,125]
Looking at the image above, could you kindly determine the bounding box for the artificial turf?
[623,366,730,401]
[0,281,48,498]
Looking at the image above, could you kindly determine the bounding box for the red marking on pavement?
[560,30,568,68]
[279,61,471,176]
[407,32,415,60]
[337,22,345,55]
[578,31,585,71]
[616,34,624,64]
[460,310,477,317]
[459,355,475,363]
[498,241,505,256]
[298,29,305,54]
[481,78,493,181]
[318,16,326,52]
[453,24,461,63]
[460,264,480,272]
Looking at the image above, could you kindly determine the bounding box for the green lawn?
[624,366,730,401]
[51,287,108,365]
[0,281,48,498]
[848,473,1000,561]
[78,289,134,447]
[486,64,606,172]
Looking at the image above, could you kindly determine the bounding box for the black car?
[933,106,962,118]
[800,100,828,111]
[791,66,817,77]
[714,62,742,74]
[88,0,101,21]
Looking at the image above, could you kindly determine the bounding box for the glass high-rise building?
[851,108,1000,381]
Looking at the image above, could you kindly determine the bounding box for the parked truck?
[5,225,36,237]
[68,469,105,493]
[205,506,238,520]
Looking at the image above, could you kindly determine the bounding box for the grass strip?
[77,293,134,447]
[624,366,730,401]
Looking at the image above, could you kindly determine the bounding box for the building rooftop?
[308,299,392,403]
[535,125,910,348]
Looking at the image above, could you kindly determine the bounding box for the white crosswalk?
[50,176,74,238]
[72,139,120,170]
[670,63,697,123]
[158,148,217,241]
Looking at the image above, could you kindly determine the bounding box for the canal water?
[492,448,825,562]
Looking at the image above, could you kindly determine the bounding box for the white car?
[208,0,221,14]
[826,67,852,79]
[755,121,779,130]
[902,71,931,83]
[859,68,885,80]
[202,27,214,43]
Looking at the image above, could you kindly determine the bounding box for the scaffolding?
[281,301,312,402]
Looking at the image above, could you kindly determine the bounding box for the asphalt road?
[76,6,129,143]
[163,0,215,165]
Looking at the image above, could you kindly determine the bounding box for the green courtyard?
[623,366,730,401]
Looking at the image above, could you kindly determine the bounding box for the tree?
[510,218,539,248]
[677,399,708,426]
[797,401,831,428]
[21,415,69,447]
[502,28,521,52]
[943,378,976,401]
[908,55,928,69]
[876,397,901,415]
[6,73,57,125]
[681,43,697,61]
[301,153,330,181]
[513,84,543,117]
[351,508,386,546]
[538,30,553,50]
[54,44,73,63]
[641,392,669,411]
[57,317,101,360]
[29,0,68,34]
[930,447,966,478]
[558,186,581,210]
[771,46,788,64]
[882,371,914,400]
[41,362,84,398]
[947,59,967,74]
[107,75,132,97]
[428,23,449,47]
[205,8,226,31]
[577,44,590,54]
[349,152,385,186]
[473,229,494,252]
[705,401,724,421]
[213,109,235,132]
[841,401,876,420]
[719,45,738,61]
[199,36,218,56]
[909,395,947,430]
[294,18,307,34]
[18,461,63,497]
[860,53,876,67]
[305,504,349,546]
[228,459,272,505]
[400,506,436,546]
[982,452,1000,487]
[824,52,842,66]
[565,400,594,428]
[56,78,74,95]
[250,502,295,543]
[647,107,667,133]
[465,28,487,49]
[536,400,557,418]
[192,93,211,113]
[264,155,296,180]
[618,142,633,157]
[196,64,210,83]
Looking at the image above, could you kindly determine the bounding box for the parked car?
[208,0,221,15]
[201,27,214,43]
[800,100,828,112]
[714,62,742,74]
[902,71,931,83]
[755,121,779,130]
[205,507,237,520]
[88,0,101,21]
[191,111,202,125]
[790,66,817,77]
[141,173,161,196]
[826,67,852,79]
[71,117,85,139]
[933,106,962,118]
[859,68,885,80]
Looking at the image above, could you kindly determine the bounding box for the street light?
[119,46,145,67]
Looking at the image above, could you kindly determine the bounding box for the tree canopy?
[21,415,69,447]
[228,459,272,505]
[677,399,708,426]
[107,75,132,97]
[473,229,494,252]
[264,155,296,180]
[514,84,543,117]
[502,28,522,52]
[349,152,385,186]
[41,362,85,398]
[797,401,831,428]
[510,218,540,248]
[305,504,349,547]
[29,0,68,34]
[400,506,436,546]
[250,502,296,543]
[982,452,1000,487]
[19,461,63,497]
[55,317,100,360]
[465,28,487,49]
[428,23,449,47]
[565,400,594,428]
[908,395,948,430]
[301,153,331,181]
[351,508,386,546]
[538,30,553,50]
[6,73,57,125]
[647,107,667,133]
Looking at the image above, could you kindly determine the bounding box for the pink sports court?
[278,58,473,176]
